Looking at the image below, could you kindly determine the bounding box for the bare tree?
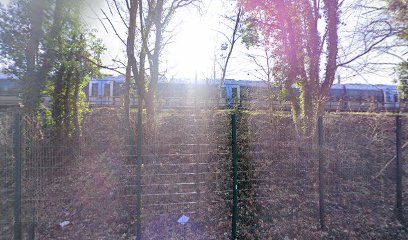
[336,0,404,81]
[218,7,243,86]
[239,0,339,135]
[139,0,201,117]
[240,0,403,135]
[101,0,200,119]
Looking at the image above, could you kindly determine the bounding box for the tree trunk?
[320,0,339,100]
[23,0,46,112]
[24,0,65,112]
[124,62,132,122]
[126,0,139,122]
[145,93,155,119]
[63,68,73,139]
[302,84,315,136]
[52,64,65,140]
[72,72,81,144]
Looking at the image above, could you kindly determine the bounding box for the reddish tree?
[239,0,339,135]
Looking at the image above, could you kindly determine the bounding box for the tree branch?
[337,22,393,67]
[220,7,243,85]
[112,0,129,29]
[84,56,125,75]
[101,9,126,45]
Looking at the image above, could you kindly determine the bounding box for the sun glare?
[164,10,218,81]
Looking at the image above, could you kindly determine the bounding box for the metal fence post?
[395,115,403,222]
[13,111,22,240]
[231,113,238,239]
[136,96,143,240]
[318,116,326,229]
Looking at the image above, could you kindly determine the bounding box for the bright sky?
[154,0,228,80]
[84,0,402,85]
[0,0,402,84]
[161,0,261,81]
[83,0,257,82]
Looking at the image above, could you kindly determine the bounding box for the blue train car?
[2,72,402,112]
[225,80,400,112]
[85,75,123,106]
[327,84,399,112]
[0,73,21,107]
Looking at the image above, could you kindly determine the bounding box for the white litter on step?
[177,215,189,225]
[59,221,70,228]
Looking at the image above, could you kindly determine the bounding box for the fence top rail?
[322,112,406,118]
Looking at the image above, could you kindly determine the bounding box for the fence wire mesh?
[0,111,15,239]
[0,110,77,240]
[1,105,408,239]
[129,110,231,239]
[402,116,408,220]
[241,112,319,239]
[324,115,400,238]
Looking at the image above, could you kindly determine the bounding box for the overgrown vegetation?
[0,113,14,238]
[0,0,104,141]
[388,0,408,99]
[238,0,340,135]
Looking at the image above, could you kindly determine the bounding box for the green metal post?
[13,112,22,240]
[231,113,238,239]
[396,115,403,222]
[136,95,143,240]
[318,116,326,229]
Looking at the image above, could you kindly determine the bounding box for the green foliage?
[241,16,260,49]
[388,0,408,98]
[397,61,408,99]
[46,5,103,140]
[388,0,408,39]
[0,0,104,140]
[0,0,38,77]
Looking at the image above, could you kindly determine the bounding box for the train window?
[241,87,249,100]
[330,89,344,101]
[384,91,393,103]
[361,95,370,102]
[0,81,17,93]
[349,94,360,101]
[104,83,111,97]
[221,87,227,98]
[91,83,98,96]
[232,87,238,99]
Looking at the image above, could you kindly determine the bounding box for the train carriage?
[326,84,399,112]
[83,78,402,112]
[0,72,403,112]
[0,73,21,108]
[85,75,123,106]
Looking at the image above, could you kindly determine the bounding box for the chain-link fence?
[324,115,398,238]
[238,113,319,239]
[0,111,16,239]
[1,106,408,239]
[230,112,408,239]
[0,110,77,240]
